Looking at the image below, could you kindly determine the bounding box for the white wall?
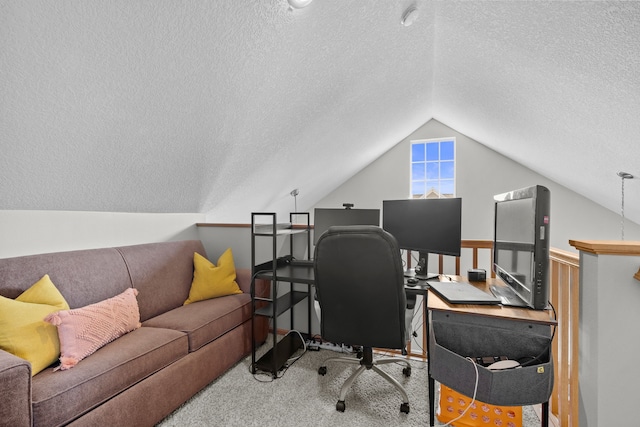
[313,119,640,252]
[0,210,204,258]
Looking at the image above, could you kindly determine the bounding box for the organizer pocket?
[429,311,554,406]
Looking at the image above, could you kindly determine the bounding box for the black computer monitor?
[313,208,380,245]
[492,185,550,310]
[382,198,462,279]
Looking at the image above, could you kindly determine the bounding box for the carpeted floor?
[158,342,542,427]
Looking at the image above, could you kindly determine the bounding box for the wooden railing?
[403,240,579,427]
[547,248,580,427]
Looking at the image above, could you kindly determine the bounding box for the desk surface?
[421,276,557,325]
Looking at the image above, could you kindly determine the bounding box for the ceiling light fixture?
[401,6,419,27]
[617,171,635,240]
[288,0,313,9]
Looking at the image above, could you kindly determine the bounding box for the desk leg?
[428,375,435,427]
[541,401,549,427]
[426,292,435,427]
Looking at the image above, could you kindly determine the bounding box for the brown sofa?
[0,240,268,427]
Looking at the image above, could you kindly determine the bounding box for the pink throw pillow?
[45,288,141,370]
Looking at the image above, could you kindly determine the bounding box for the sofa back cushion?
[0,248,132,309]
[117,240,206,322]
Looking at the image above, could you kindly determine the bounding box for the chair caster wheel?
[336,400,346,412]
[403,367,412,377]
[400,402,410,414]
[318,366,327,376]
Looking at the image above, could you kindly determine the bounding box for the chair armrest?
[0,350,32,427]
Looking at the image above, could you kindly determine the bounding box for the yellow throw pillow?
[0,275,70,375]
[184,248,242,305]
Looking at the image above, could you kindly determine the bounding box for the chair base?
[318,347,411,413]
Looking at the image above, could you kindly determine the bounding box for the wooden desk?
[428,277,557,325]
[426,277,556,427]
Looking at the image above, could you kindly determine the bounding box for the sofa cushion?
[116,240,207,322]
[0,248,132,310]
[143,293,252,352]
[31,326,188,427]
[45,288,141,370]
[184,249,242,305]
[0,275,70,376]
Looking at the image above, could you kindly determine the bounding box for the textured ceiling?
[1,1,639,224]
[432,1,640,227]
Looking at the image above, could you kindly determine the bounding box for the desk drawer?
[429,310,554,406]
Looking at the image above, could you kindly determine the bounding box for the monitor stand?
[404,252,439,281]
[489,284,528,308]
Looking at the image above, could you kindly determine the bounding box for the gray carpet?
[158,342,542,427]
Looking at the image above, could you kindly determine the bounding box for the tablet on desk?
[427,280,501,305]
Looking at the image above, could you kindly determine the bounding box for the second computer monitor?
[313,208,380,245]
[383,198,462,278]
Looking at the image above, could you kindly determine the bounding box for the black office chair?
[314,225,412,414]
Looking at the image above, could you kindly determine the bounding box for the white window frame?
[410,137,456,199]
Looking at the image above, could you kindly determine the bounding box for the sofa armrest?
[0,350,32,427]
[236,268,269,298]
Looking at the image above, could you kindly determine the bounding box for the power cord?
[441,357,479,427]
[249,368,277,383]
[519,300,557,368]
[249,268,274,296]
[402,250,420,273]
[408,297,425,354]
[285,330,307,365]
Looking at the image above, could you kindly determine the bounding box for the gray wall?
[577,249,640,426]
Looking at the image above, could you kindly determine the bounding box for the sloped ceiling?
[1,1,639,224]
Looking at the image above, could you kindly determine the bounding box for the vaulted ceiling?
[2,1,639,224]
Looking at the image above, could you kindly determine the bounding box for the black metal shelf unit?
[250,212,312,377]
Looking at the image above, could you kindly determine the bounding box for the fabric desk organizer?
[428,309,554,409]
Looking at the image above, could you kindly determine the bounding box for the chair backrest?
[313,225,407,350]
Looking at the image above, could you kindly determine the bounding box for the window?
[411,138,455,199]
